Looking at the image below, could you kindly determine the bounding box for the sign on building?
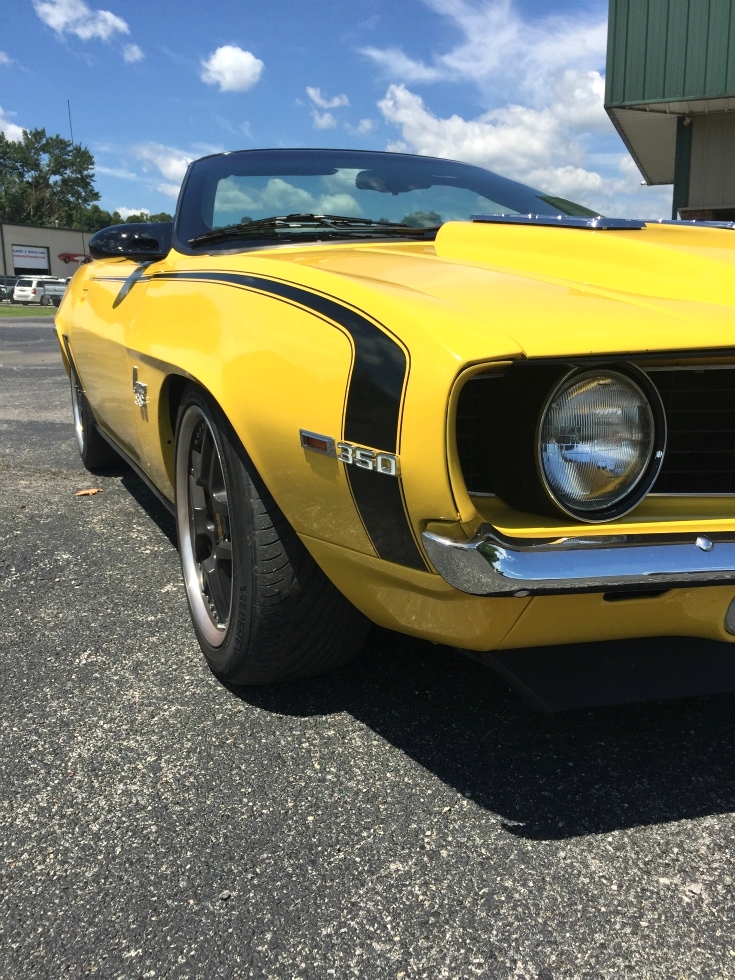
[12,244,50,273]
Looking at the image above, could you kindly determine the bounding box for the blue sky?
[2,0,673,219]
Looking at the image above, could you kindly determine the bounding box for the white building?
[0,222,95,279]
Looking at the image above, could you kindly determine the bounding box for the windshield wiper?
[188,213,440,247]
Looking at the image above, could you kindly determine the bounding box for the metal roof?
[605,0,735,184]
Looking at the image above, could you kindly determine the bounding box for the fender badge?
[299,429,399,476]
[132,366,147,408]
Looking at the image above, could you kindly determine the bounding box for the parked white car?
[13,276,68,307]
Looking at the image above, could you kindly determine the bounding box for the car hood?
[267,221,735,359]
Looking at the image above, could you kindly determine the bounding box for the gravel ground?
[1,317,734,980]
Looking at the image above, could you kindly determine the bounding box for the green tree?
[401,209,442,228]
[123,210,173,223]
[70,207,174,231]
[72,204,124,232]
[0,128,99,227]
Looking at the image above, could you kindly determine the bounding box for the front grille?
[456,363,735,498]
[649,368,735,493]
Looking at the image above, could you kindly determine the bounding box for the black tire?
[174,385,368,684]
[40,294,49,307]
[70,366,119,469]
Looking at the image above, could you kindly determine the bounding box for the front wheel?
[175,386,368,684]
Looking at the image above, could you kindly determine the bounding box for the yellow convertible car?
[55,148,735,691]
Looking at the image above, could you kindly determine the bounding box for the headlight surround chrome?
[537,368,666,521]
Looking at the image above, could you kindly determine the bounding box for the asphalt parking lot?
[1,315,734,980]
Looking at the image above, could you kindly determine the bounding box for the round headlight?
[538,369,665,521]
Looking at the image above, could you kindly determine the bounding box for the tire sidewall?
[174,387,255,678]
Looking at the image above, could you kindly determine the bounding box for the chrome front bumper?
[421,525,735,596]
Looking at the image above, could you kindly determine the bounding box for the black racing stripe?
[151,270,428,570]
[345,467,426,569]
[112,264,153,308]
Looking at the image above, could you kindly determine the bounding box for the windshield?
[176,148,598,250]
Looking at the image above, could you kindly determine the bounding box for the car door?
[68,262,151,463]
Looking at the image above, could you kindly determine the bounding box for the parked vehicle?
[0,275,19,301]
[55,147,735,698]
[13,276,67,307]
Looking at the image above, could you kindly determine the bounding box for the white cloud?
[550,69,608,134]
[259,178,315,212]
[306,87,350,109]
[0,51,12,65]
[0,107,24,141]
[200,45,263,93]
[361,46,443,83]
[317,193,362,215]
[305,86,352,132]
[95,164,138,179]
[122,43,143,63]
[346,118,375,136]
[583,155,672,218]
[365,0,612,196]
[378,83,574,176]
[311,110,337,130]
[32,0,129,41]
[363,0,607,102]
[115,206,149,219]
[377,83,672,218]
[211,178,362,221]
[524,165,604,198]
[156,182,183,198]
[366,1,670,218]
[134,142,192,182]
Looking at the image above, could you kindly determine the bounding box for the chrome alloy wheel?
[176,405,234,647]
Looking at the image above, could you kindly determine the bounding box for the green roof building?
[605,0,735,219]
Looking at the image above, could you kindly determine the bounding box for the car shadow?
[118,467,178,548]
[228,630,735,841]
[119,465,735,841]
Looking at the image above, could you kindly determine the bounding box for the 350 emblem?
[299,429,399,477]
[337,442,399,476]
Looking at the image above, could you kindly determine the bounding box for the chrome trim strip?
[469,492,735,499]
[646,219,735,230]
[470,214,646,230]
[422,524,735,596]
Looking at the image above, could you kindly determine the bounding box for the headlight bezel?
[534,366,667,522]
